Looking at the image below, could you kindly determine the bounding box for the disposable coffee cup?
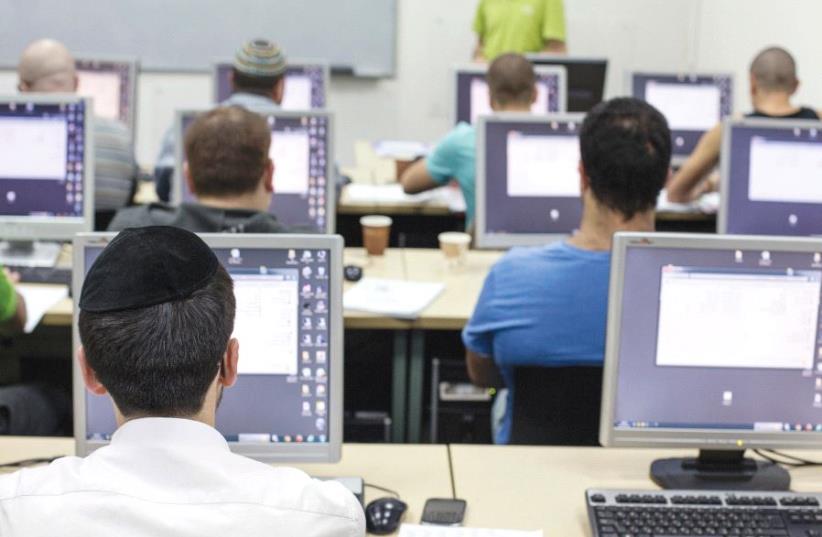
[438,232,471,266]
[361,215,392,256]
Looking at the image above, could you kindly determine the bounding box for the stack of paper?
[399,525,542,537]
[344,278,444,319]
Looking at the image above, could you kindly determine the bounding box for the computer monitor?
[631,72,733,164]
[213,59,329,110]
[601,232,822,490]
[73,232,344,463]
[0,94,94,266]
[453,65,567,124]
[720,118,822,236]
[526,54,608,113]
[475,113,584,249]
[172,109,334,234]
[75,57,138,134]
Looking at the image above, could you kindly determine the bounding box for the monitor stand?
[651,449,790,491]
[0,241,61,268]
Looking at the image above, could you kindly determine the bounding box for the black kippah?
[79,226,219,313]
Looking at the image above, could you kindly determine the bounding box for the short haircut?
[78,265,236,417]
[232,67,283,97]
[487,53,536,107]
[579,97,671,220]
[184,106,271,198]
[750,46,798,93]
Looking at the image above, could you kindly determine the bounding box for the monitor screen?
[454,66,565,124]
[75,59,136,129]
[0,99,88,222]
[214,62,327,109]
[75,234,342,461]
[721,119,822,236]
[175,111,332,233]
[603,233,822,448]
[476,114,583,248]
[527,55,607,112]
[632,73,733,160]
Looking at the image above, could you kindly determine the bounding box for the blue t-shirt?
[426,122,476,228]
[462,241,611,444]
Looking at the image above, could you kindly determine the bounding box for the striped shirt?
[94,117,138,211]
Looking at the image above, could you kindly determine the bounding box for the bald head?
[487,53,537,108]
[18,39,77,93]
[750,46,798,94]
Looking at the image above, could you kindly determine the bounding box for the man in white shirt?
[0,226,365,537]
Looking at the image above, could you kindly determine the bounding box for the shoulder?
[494,242,608,275]
[430,124,475,160]
[0,456,85,500]
[94,117,131,138]
[108,203,177,231]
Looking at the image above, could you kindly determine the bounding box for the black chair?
[508,365,603,446]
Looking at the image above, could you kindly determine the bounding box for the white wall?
[1,0,820,168]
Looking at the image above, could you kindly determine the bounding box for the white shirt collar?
[110,417,230,452]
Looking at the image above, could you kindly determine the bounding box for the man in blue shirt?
[462,97,672,444]
[400,53,538,229]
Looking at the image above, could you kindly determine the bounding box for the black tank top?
[746,107,820,120]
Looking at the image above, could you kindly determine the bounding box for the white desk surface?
[451,445,822,536]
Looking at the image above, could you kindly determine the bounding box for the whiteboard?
[0,0,396,77]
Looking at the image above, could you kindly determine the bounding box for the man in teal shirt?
[473,0,567,61]
[400,53,537,230]
[0,269,26,333]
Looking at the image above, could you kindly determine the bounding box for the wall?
[0,0,819,169]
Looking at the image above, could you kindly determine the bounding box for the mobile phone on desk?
[420,498,467,526]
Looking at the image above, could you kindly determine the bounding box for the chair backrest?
[509,365,603,446]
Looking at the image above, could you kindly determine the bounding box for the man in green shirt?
[473,0,567,61]
[0,269,26,333]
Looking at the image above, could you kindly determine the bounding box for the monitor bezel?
[211,57,331,107]
[72,232,345,463]
[474,111,585,250]
[0,93,94,241]
[171,107,336,234]
[600,231,822,450]
[718,117,822,235]
[627,70,734,166]
[450,64,568,125]
[74,55,140,137]
[524,54,609,112]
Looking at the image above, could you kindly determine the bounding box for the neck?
[115,387,220,429]
[752,91,796,116]
[197,191,269,213]
[567,199,656,251]
[498,102,533,113]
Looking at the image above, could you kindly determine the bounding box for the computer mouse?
[344,264,363,282]
[365,497,407,535]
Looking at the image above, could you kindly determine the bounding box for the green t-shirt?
[0,269,17,323]
[473,0,567,61]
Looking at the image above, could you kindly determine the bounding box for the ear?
[219,338,239,389]
[273,77,286,105]
[531,83,538,105]
[791,78,800,96]
[183,161,196,198]
[72,74,79,93]
[78,347,107,396]
[749,72,757,95]
[17,80,28,92]
[578,160,590,194]
[229,69,236,91]
[263,158,274,193]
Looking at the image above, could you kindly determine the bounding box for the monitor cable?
[754,449,822,468]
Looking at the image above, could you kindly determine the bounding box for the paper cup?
[361,215,393,256]
[438,232,471,265]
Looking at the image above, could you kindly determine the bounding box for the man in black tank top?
[667,47,822,203]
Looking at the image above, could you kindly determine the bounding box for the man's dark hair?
[487,53,536,107]
[579,97,671,220]
[232,67,283,97]
[750,46,798,93]
[78,265,236,417]
[184,106,271,198]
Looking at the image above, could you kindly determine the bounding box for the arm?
[400,159,440,194]
[542,39,567,54]
[541,0,567,54]
[466,349,504,389]
[472,0,486,62]
[666,123,722,203]
[0,270,25,334]
[473,39,487,62]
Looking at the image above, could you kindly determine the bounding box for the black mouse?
[365,497,407,535]
[344,264,363,282]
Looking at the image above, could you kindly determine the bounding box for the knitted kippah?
[234,38,287,78]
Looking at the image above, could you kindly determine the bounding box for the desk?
[338,184,457,217]
[451,445,822,535]
[0,438,452,535]
[40,248,502,443]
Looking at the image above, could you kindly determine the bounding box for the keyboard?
[586,489,822,536]
[8,266,72,287]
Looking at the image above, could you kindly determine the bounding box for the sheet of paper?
[399,524,542,537]
[373,140,430,159]
[343,183,464,212]
[344,278,444,319]
[17,284,69,334]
